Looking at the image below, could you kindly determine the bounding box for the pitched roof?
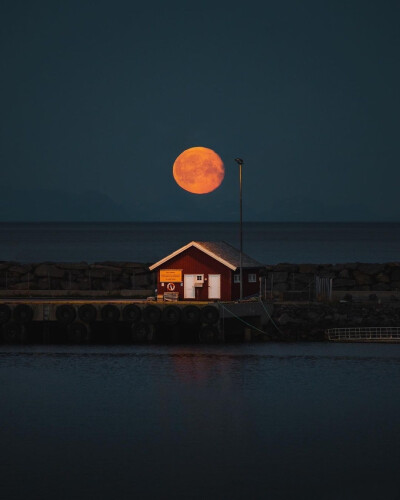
[149,241,263,271]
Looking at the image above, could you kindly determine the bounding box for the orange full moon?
[173,147,225,194]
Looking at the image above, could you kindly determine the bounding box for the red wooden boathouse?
[149,241,263,301]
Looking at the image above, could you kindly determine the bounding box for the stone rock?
[278,313,294,325]
[9,282,30,290]
[270,272,288,283]
[92,264,123,272]
[376,273,390,283]
[60,281,73,290]
[57,262,89,270]
[86,269,106,278]
[274,264,298,272]
[337,262,360,271]
[8,264,33,274]
[298,264,318,274]
[330,264,346,272]
[37,278,51,290]
[373,283,391,291]
[333,313,347,322]
[391,281,400,290]
[307,311,320,321]
[34,264,65,278]
[358,264,385,275]
[391,270,400,281]
[333,279,356,288]
[133,273,153,287]
[294,273,314,284]
[273,282,288,292]
[353,271,372,285]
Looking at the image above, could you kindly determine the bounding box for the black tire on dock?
[199,325,218,343]
[56,304,76,325]
[67,322,89,343]
[162,305,181,325]
[131,321,150,342]
[78,304,97,323]
[182,305,201,324]
[122,304,141,323]
[13,304,34,324]
[142,305,161,324]
[0,304,11,324]
[101,304,120,323]
[201,305,219,325]
[3,322,26,343]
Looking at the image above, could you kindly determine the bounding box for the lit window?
[248,274,256,283]
[234,274,240,283]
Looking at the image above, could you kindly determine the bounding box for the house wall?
[156,247,232,301]
[231,269,260,300]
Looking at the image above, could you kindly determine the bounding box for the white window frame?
[234,274,240,283]
[248,273,257,283]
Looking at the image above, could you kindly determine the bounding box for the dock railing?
[326,327,400,341]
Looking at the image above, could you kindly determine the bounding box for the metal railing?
[326,327,400,341]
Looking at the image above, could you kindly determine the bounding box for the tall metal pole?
[235,158,244,301]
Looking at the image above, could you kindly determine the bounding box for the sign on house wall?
[159,269,182,282]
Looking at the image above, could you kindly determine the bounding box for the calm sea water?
[2,225,400,499]
[1,221,400,263]
[1,343,400,499]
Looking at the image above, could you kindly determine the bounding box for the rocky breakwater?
[264,301,400,341]
[0,261,154,295]
[265,262,400,294]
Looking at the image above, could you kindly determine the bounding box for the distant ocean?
[1,221,400,264]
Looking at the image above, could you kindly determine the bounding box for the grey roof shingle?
[195,241,263,269]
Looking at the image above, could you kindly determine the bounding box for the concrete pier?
[0,298,273,344]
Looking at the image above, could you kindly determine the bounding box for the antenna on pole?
[235,158,244,301]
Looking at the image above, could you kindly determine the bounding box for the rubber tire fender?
[162,305,181,325]
[56,304,76,325]
[142,305,161,324]
[182,305,201,324]
[78,304,97,323]
[201,305,219,325]
[13,304,34,324]
[122,304,142,323]
[0,304,11,324]
[101,305,120,323]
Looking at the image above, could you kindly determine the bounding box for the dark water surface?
[2,222,400,263]
[1,343,400,499]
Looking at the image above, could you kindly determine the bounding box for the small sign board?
[160,269,182,282]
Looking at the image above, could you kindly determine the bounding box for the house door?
[208,274,221,299]
[184,274,196,299]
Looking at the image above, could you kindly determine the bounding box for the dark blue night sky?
[1,0,399,221]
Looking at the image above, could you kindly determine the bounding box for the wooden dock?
[326,327,400,342]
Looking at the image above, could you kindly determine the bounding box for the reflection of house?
[149,241,263,301]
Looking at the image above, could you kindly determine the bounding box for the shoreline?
[1,260,400,343]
